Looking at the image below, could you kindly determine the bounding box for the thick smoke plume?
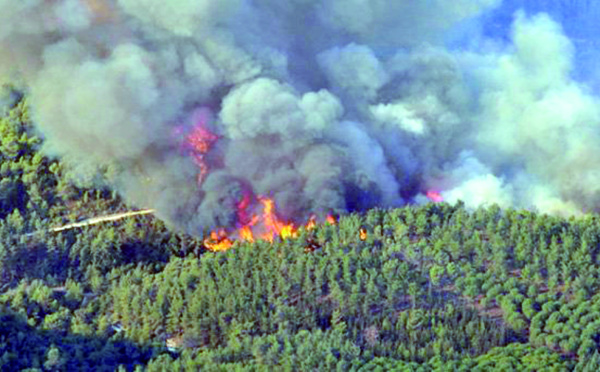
[1,0,599,234]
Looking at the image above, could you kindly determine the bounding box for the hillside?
[2,93,600,370]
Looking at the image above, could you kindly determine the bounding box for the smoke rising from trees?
[1,0,599,234]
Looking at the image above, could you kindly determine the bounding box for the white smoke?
[474,12,600,214]
[0,0,599,234]
[437,153,513,209]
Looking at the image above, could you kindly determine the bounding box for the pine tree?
[43,345,64,371]
[576,350,600,372]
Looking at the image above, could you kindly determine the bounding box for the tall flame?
[258,197,297,242]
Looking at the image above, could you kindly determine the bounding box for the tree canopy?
[1,90,598,371]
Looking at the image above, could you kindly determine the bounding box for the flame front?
[202,196,338,252]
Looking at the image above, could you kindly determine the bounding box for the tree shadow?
[0,229,178,287]
[0,309,166,371]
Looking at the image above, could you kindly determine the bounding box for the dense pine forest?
[3,89,600,371]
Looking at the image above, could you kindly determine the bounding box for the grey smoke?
[1,0,599,235]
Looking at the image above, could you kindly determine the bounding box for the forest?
[2,89,600,371]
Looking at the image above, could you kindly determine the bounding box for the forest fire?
[203,196,334,251]
[258,197,297,241]
[201,193,341,252]
[181,111,339,252]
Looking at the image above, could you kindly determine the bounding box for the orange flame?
[359,228,368,241]
[258,197,298,242]
[239,225,255,242]
[203,229,234,252]
[202,197,339,251]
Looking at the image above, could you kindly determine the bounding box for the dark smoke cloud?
[1,0,599,234]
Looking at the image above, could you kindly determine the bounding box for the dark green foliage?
[0,307,158,371]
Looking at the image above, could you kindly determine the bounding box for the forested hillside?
[3,90,600,370]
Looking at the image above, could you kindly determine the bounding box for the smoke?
[474,12,600,215]
[1,0,599,234]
